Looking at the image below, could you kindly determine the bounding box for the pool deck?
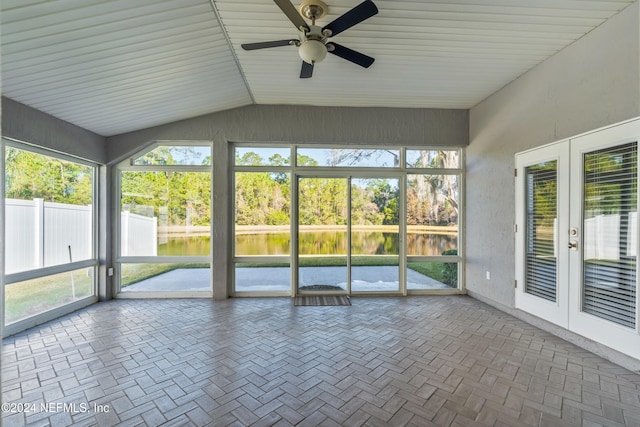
[123,266,452,292]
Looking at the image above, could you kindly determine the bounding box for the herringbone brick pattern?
[2,296,640,426]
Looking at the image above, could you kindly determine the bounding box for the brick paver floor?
[2,296,640,426]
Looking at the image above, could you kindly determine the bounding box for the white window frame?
[114,140,213,298]
[231,143,465,296]
[2,138,99,336]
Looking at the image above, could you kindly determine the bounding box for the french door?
[297,177,349,294]
[295,175,401,295]
[515,142,570,327]
[516,119,640,360]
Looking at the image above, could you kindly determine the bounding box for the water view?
[154,230,457,257]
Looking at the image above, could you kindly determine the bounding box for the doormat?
[294,295,351,306]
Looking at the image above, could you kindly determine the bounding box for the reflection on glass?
[582,143,637,328]
[351,178,400,292]
[120,171,211,256]
[132,145,211,166]
[235,263,290,292]
[525,161,557,302]
[235,172,291,256]
[120,263,210,292]
[235,147,291,166]
[5,146,94,274]
[407,174,459,255]
[5,267,94,323]
[297,148,399,167]
[298,177,347,291]
[407,262,457,290]
[406,149,460,169]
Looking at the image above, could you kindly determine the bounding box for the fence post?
[121,211,129,256]
[34,198,45,268]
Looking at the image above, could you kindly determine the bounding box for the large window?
[117,143,212,295]
[233,145,463,295]
[234,147,292,294]
[406,149,460,290]
[3,140,98,332]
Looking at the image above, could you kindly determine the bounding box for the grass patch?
[408,261,457,286]
[6,269,94,323]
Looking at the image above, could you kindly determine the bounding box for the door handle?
[568,241,578,250]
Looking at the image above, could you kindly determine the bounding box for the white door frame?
[516,118,640,361]
[568,121,640,359]
[515,140,570,328]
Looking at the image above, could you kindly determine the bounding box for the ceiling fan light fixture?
[298,39,327,64]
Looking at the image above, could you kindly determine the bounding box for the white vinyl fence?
[6,199,92,274]
[584,212,637,260]
[5,199,158,275]
[120,211,158,256]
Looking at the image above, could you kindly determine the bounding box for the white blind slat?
[525,161,557,302]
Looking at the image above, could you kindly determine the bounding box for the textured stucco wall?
[106,105,469,162]
[466,2,640,308]
[2,97,106,163]
[107,105,469,299]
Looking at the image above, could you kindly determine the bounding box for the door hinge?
[514,168,517,177]
[514,224,518,233]
[515,279,518,288]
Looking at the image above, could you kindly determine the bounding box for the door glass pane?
[583,142,637,328]
[298,177,347,292]
[351,178,400,292]
[525,161,558,302]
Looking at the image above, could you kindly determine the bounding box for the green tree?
[5,147,92,205]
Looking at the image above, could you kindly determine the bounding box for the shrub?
[441,249,458,286]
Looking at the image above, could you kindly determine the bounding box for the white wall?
[467,2,640,308]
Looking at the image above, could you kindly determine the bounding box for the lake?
[157,230,457,256]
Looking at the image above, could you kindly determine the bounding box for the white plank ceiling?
[1,0,635,136]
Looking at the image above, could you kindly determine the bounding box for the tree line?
[6,145,458,228]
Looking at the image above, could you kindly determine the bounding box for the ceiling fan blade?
[322,0,378,37]
[274,0,310,31]
[300,61,314,78]
[327,43,375,68]
[241,39,297,50]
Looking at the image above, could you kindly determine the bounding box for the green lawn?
[5,269,93,323]
[7,258,456,323]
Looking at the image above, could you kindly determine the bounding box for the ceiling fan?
[241,0,378,78]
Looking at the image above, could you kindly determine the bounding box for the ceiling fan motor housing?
[299,0,328,21]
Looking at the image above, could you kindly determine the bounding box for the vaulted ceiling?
[1,0,635,136]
